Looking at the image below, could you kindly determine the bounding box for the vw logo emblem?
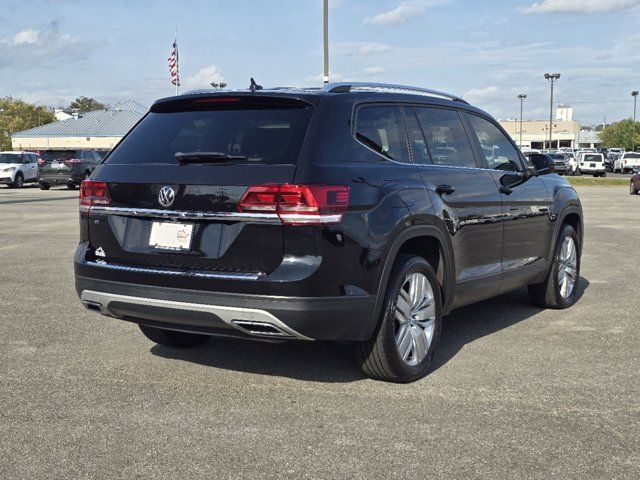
[158,186,175,208]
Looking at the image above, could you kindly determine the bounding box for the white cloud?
[13,28,39,45]
[523,0,640,14]
[332,41,393,57]
[463,86,500,102]
[364,0,450,26]
[182,65,225,90]
[2,21,102,70]
[364,66,387,75]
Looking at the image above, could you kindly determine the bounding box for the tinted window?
[42,150,77,161]
[414,108,476,168]
[106,108,313,165]
[404,108,431,164]
[466,114,522,171]
[584,154,602,162]
[626,153,640,159]
[355,106,410,163]
[0,154,21,163]
[29,154,38,163]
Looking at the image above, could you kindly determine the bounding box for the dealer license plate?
[149,222,193,251]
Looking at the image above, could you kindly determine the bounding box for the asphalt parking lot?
[1,185,638,479]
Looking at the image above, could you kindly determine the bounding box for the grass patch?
[566,176,630,187]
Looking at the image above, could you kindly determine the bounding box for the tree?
[0,97,56,151]
[68,96,107,113]
[600,119,640,151]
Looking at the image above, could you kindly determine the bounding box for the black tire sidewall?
[14,174,23,188]
[379,256,443,381]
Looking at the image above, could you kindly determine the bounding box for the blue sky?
[1,0,639,124]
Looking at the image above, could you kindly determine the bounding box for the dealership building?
[498,105,602,150]
[11,100,146,151]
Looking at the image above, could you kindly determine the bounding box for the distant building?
[11,100,147,151]
[53,109,73,121]
[556,104,573,122]
[499,119,581,150]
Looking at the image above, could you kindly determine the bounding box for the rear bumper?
[75,274,377,342]
[39,172,82,184]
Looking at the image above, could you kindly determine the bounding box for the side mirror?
[529,153,554,175]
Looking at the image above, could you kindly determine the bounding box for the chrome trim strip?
[89,206,281,224]
[80,290,313,341]
[84,260,265,281]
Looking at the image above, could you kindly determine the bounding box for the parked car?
[608,148,625,159]
[547,153,570,175]
[614,152,640,173]
[605,153,620,172]
[38,149,102,190]
[630,169,640,195]
[74,83,584,383]
[577,152,606,177]
[0,151,40,188]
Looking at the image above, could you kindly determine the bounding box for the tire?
[39,182,50,190]
[356,255,443,383]
[138,324,210,348]
[9,173,23,188]
[601,171,607,178]
[631,182,638,195]
[575,168,581,176]
[67,183,77,190]
[528,224,580,309]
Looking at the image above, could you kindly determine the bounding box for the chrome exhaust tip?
[231,320,293,338]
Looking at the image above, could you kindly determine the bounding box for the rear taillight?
[79,180,110,213]
[37,158,46,166]
[239,184,350,225]
[65,158,82,164]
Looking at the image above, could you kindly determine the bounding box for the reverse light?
[80,180,111,213]
[239,184,350,225]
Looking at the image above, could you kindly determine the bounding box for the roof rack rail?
[323,82,467,104]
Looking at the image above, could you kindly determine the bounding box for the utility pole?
[632,91,638,151]
[517,94,527,148]
[544,73,561,150]
[323,0,329,84]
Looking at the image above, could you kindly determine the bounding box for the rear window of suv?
[584,154,602,162]
[106,104,314,165]
[42,150,78,161]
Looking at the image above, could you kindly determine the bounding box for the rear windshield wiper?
[174,152,248,163]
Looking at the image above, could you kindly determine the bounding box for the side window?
[404,108,431,164]
[414,108,477,168]
[355,105,410,163]
[30,154,38,163]
[466,114,522,171]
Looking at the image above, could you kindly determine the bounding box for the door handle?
[499,185,513,195]
[435,184,456,195]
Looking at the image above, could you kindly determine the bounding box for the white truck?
[577,152,606,177]
[614,152,640,173]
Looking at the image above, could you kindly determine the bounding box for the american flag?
[168,35,180,87]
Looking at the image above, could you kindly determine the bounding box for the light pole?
[517,94,527,148]
[323,0,329,84]
[632,91,638,151]
[544,73,561,150]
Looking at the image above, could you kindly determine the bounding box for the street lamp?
[544,73,561,150]
[517,94,527,148]
[632,91,638,151]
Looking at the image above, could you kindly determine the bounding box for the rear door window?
[106,106,313,165]
[414,108,477,168]
[355,105,410,163]
[466,114,522,172]
[42,150,76,161]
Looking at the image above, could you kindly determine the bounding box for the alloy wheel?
[394,272,436,366]
[557,236,578,299]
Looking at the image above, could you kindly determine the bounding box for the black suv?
[39,149,102,190]
[74,83,583,382]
